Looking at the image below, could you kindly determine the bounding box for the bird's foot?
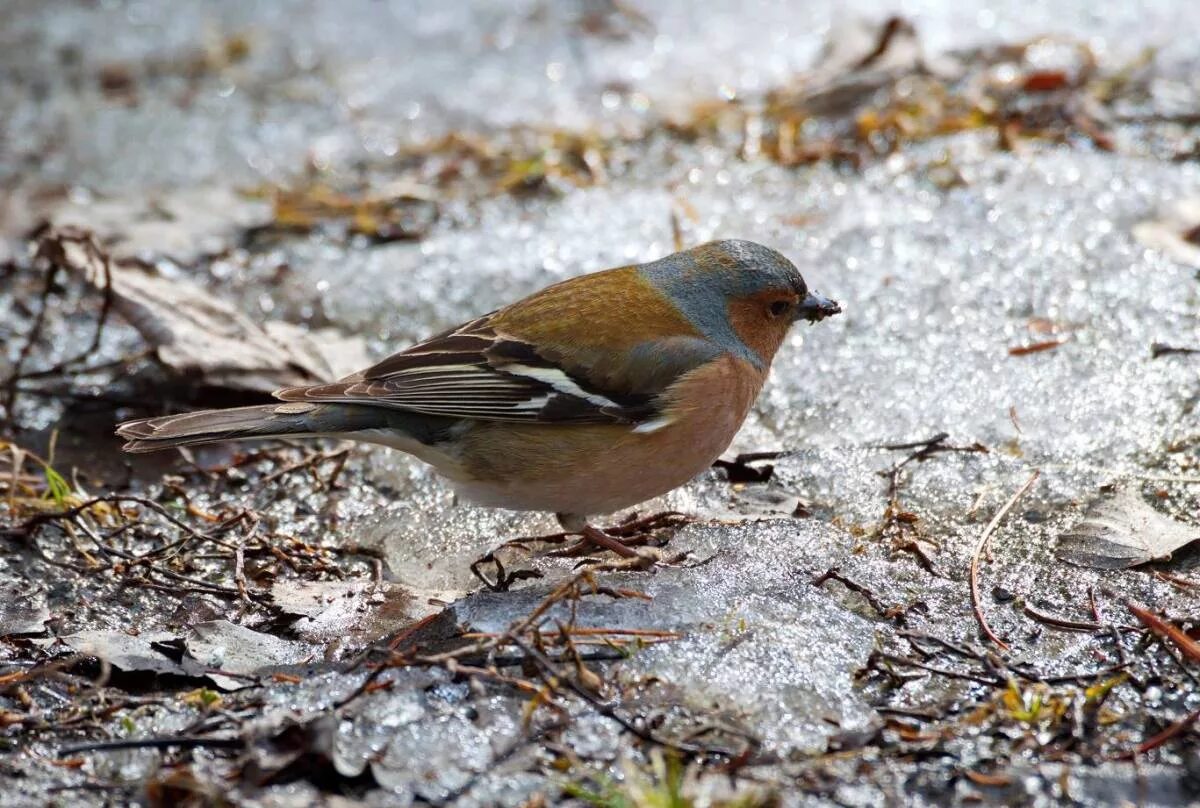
[547,511,691,558]
[606,510,691,538]
[470,511,693,590]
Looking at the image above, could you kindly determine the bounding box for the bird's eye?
[769,300,792,318]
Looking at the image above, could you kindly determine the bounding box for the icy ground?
[2,1,1200,806]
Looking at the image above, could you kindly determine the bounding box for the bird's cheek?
[725,299,788,366]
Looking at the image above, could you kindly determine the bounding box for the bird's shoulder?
[489,265,701,350]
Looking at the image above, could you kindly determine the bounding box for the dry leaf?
[794,17,960,116]
[0,584,50,636]
[60,630,197,677]
[267,181,438,242]
[1008,338,1068,356]
[46,186,272,264]
[1133,199,1200,268]
[185,620,309,680]
[39,227,368,392]
[271,579,459,645]
[1056,489,1200,569]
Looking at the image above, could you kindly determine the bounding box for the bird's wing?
[273,312,719,426]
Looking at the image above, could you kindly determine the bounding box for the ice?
[4,1,1198,192]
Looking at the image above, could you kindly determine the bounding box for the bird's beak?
[795,291,841,323]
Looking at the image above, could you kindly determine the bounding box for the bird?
[117,239,840,556]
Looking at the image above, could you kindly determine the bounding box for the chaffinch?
[118,240,840,555]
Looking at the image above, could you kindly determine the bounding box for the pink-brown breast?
[449,354,767,516]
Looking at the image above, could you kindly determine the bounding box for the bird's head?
[639,239,840,368]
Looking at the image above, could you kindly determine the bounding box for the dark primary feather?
[117,402,456,453]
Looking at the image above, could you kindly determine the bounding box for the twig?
[59,736,242,754]
[877,433,951,452]
[810,567,894,618]
[1150,343,1200,359]
[1127,601,1200,663]
[461,627,679,641]
[1020,663,1129,686]
[234,541,248,602]
[872,432,988,570]
[872,652,1002,687]
[1022,602,1103,633]
[2,229,120,422]
[969,471,1040,651]
[509,633,735,758]
[900,631,981,661]
[1113,708,1200,760]
[259,448,350,487]
[2,253,61,421]
[875,706,943,721]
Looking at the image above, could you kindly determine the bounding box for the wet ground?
[2,1,1200,806]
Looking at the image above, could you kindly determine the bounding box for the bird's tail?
[116,402,390,453]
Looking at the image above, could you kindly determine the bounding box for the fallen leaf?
[1021,70,1070,92]
[782,16,963,118]
[60,630,196,677]
[144,766,232,808]
[1026,317,1067,335]
[1056,489,1200,569]
[731,488,806,518]
[46,186,272,264]
[271,579,458,645]
[266,182,438,242]
[185,620,309,676]
[246,714,343,783]
[964,769,1014,787]
[0,584,50,635]
[38,227,368,392]
[712,451,786,484]
[1008,338,1067,356]
[1133,199,1200,268]
[814,17,924,81]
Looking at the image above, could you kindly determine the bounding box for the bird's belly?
[450,356,763,517]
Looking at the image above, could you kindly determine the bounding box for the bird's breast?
[450,354,766,516]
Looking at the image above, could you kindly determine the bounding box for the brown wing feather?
[275,313,655,423]
[274,266,715,425]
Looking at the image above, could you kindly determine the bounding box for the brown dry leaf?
[0,584,50,636]
[45,186,272,264]
[267,181,438,242]
[185,620,310,689]
[1008,338,1068,356]
[964,770,1014,788]
[41,227,368,392]
[1057,489,1200,569]
[60,629,199,677]
[787,16,961,117]
[145,766,231,808]
[1027,317,1065,335]
[1133,199,1200,268]
[1021,70,1070,92]
[271,579,460,645]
